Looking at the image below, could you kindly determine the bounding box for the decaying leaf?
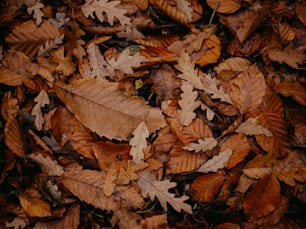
[129,122,149,164]
[198,149,232,173]
[27,153,64,176]
[138,171,192,214]
[55,78,166,140]
[183,137,217,153]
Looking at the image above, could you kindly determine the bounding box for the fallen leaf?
[198,149,232,173]
[55,78,166,140]
[206,0,241,14]
[138,171,192,214]
[140,213,168,229]
[183,137,217,153]
[129,122,149,164]
[27,153,64,176]
[235,117,273,137]
[274,81,306,106]
[102,162,117,197]
[19,192,51,218]
[31,90,50,131]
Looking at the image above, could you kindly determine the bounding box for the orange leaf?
[206,0,241,14]
[19,192,51,218]
[243,174,281,220]
[229,65,266,114]
[191,172,225,202]
[195,34,221,67]
[274,81,306,106]
[5,116,25,158]
[296,2,306,26]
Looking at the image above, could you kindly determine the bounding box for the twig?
[209,1,220,25]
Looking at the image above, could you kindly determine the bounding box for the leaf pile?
[0,0,306,228]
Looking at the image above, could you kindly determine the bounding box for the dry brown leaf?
[191,172,225,203]
[198,149,232,173]
[206,0,241,14]
[214,57,250,80]
[235,174,257,194]
[0,50,33,86]
[220,133,250,169]
[140,47,177,66]
[213,222,240,229]
[138,171,192,213]
[243,174,281,221]
[140,213,168,229]
[219,2,271,43]
[55,78,166,140]
[27,153,64,176]
[195,34,221,67]
[276,21,296,42]
[235,117,273,137]
[6,217,28,229]
[81,0,130,25]
[59,169,118,210]
[116,160,148,185]
[267,44,306,68]
[113,185,145,209]
[33,204,80,229]
[178,81,201,126]
[274,81,306,106]
[102,162,117,197]
[26,0,44,26]
[31,90,50,131]
[229,65,266,114]
[150,64,181,103]
[243,168,273,180]
[5,116,25,158]
[19,191,51,218]
[50,46,76,77]
[183,137,217,153]
[5,20,61,57]
[110,209,142,229]
[296,2,306,26]
[175,0,193,22]
[129,122,149,164]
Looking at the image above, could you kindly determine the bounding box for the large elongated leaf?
[55,78,166,140]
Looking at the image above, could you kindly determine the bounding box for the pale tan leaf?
[183,137,217,153]
[243,168,273,179]
[27,0,44,26]
[175,0,193,22]
[229,65,266,114]
[46,180,62,202]
[200,103,215,121]
[206,0,241,14]
[81,0,130,25]
[5,116,25,158]
[19,192,51,217]
[5,20,61,58]
[31,90,50,131]
[140,213,168,229]
[27,153,64,176]
[175,52,203,90]
[54,78,166,140]
[48,12,70,28]
[60,169,118,210]
[167,143,208,174]
[6,217,28,229]
[86,42,111,78]
[129,122,149,164]
[236,117,272,137]
[214,57,250,75]
[38,34,64,57]
[116,25,145,41]
[102,162,117,197]
[33,204,80,229]
[198,149,232,173]
[107,48,147,76]
[178,81,201,126]
[138,171,192,214]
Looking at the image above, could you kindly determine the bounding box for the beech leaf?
[138,171,192,214]
[129,122,149,164]
[183,137,217,153]
[54,78,166,140]
[198,149,232,173]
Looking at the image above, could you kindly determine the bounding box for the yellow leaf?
[19,193,51,218]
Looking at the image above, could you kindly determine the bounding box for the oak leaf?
[31,89,50,131]
[198,149,232,173]
[6,217,28,229]
[54,78,166,140]
[50,46,76,76]
[27,0,44,26]
[138,171,192,214]
[102,162,117,197]
[129,122,149,164]
[183,137,217,153]
[235,117,273,137]
[38,34,64,57]
[178,81,201,126]
[175,0,193,22]
[27,153,64,176]
[81,0,130,25]
[59,169,118,210]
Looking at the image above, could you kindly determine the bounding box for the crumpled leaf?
[27,153,64,176]
[178,81,201,126]
[129,122,149,164]
[235,117,273,137]
[54,78,166,140]
[31,89,50,131]
[198,149,232,173]
[183,137,217,153]
[138,171,192,214]
[81,0,130,25]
